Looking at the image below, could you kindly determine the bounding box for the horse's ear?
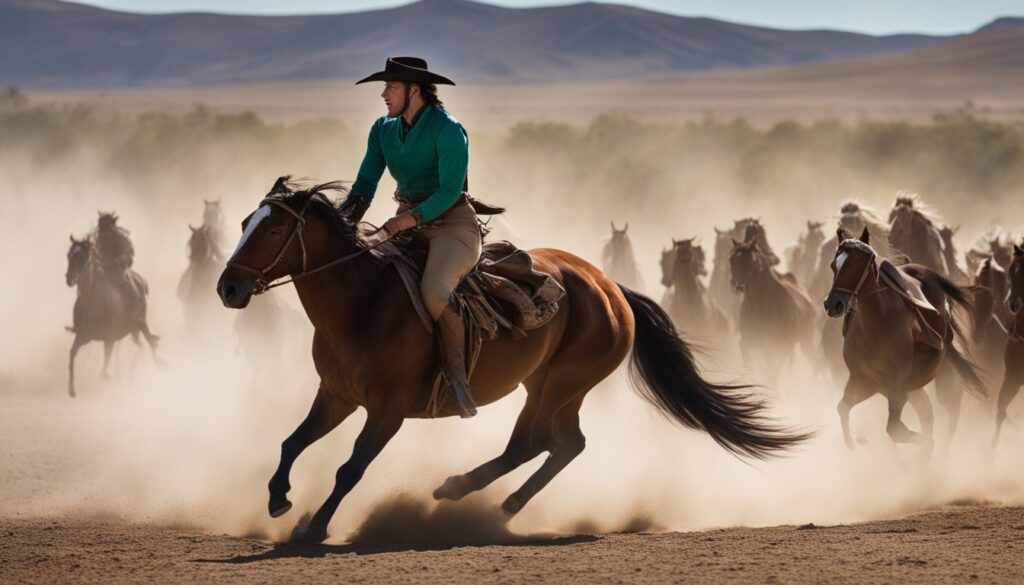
[271,175,291,194]
[671,238,678,245]
[859,226,870,244]
[610,221,617,232]
[69,234,75,243]
[623,222,629,233]
[714,227,724,236]
[189,224,197,232]
[837,226,847,241]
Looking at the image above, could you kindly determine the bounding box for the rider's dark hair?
[416,83,445,111]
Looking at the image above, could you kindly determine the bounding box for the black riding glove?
[339,194,371,224]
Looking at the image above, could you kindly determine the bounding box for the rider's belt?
[394,190,469,225]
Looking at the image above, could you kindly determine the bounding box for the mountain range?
[4,0,1010,88]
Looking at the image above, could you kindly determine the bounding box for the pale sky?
[73,0,1021,35]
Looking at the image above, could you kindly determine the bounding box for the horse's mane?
[264,176,362,245]
[889,192,943,226]
[832,199,897,259]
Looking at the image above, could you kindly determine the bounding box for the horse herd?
[603,194,1024,450]
[64,200,296,395]
[59,179,1023,541]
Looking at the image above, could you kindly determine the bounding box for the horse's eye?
[269,227,285,237]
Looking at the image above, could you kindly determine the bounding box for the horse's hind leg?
[995,378,1022,444]
[502,392,587,517]
[838,375,872,449]
[885,391,921,444]
[268,386,356,518]
[907,389,935,457]
[934,359,962,440]
[434,380,546,502]
[68,336,84,398]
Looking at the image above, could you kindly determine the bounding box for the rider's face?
[381,81,407,118]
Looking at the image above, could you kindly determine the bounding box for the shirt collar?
[401,103,432,131]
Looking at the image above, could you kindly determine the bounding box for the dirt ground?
[2,505,1022,583]
[2,388,1023,584]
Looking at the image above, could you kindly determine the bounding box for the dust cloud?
[1,89,1023,545]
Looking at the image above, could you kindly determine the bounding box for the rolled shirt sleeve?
[409,123,468,224]
[349,118,387,199]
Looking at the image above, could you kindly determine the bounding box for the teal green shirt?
[350,104,469,224]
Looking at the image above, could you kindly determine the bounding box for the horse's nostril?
[223,284,236,301]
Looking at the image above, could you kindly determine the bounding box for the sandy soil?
[2,505,1022,583]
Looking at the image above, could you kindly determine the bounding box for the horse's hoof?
[433,475,470,501]
[290,518,328,544]
[501,494,524,517]
[269,498,292,518]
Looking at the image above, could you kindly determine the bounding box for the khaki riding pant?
[401,201,482,320]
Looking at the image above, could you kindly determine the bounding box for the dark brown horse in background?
[889,194,949,277]
[823,228,983,452]
[995,243,1024,442]
[216,178,808,544]
[710,218,778,327]
[602,221,643,291]
[729,232,816,381]
[177,224,223,330]
[660,238,728,339]
[65,235,160,397]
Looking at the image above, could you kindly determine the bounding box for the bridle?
[830,245,882,317]
[225,195,388,295]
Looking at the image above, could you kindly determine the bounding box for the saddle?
[372,238,565,339]
[372,236,565,416]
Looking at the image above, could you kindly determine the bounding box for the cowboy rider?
[339,57,481,418]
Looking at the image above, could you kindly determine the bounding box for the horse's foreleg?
[101,340,114,380]
[68,336,84,398]
[502,395,587,517]
[293,407,403,544]
[885,391,919,444]
[838,376,871,449]
[995,377,1021,445]
[268,388,355,518]
[434,387,544,502]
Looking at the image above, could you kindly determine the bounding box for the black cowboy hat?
[355,56,455,86]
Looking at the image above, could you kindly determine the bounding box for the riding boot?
[437,304,478,418]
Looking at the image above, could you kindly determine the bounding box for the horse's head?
[728,237,763,293]
[66,235,92,287]
[823,226,875,318]
[888,193,933,253]
[203,199,224,226]
[217,176,348,309]
[187,224,214,262]
[97,211,119,232]
[660,245,675,287]
[1007,242,1024,316]
[805,220,826,249]
[713,227,733,260]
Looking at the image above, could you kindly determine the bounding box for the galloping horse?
[65,236,160,397]
[710,218,776,325]
[177,224,223,330]
[888,193,948,277]
[995,243,1024,442]
[823,228,983,451]
[602,221,643,290]
[784,220,825,287]
[970,257,1011,379]
[938,225,969,284]
[660,238,728,339]
[216,178,808,543]
[729,233,816,379]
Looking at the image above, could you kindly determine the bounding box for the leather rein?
[225,197,388,295]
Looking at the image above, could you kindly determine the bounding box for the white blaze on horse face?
[835,250,849,273]
[229,205,271,262]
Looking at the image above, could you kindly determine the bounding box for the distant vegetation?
[3,91,1022,231]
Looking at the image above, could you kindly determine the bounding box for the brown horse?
[995,243,1024,442]
[823,228,983,451]
[216,178,808,544]
[729,236,816,379]
[65,235,160,397]
[660,238,728,339]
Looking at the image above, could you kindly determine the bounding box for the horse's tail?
[618,285,811,459]
[936,276,987,398]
